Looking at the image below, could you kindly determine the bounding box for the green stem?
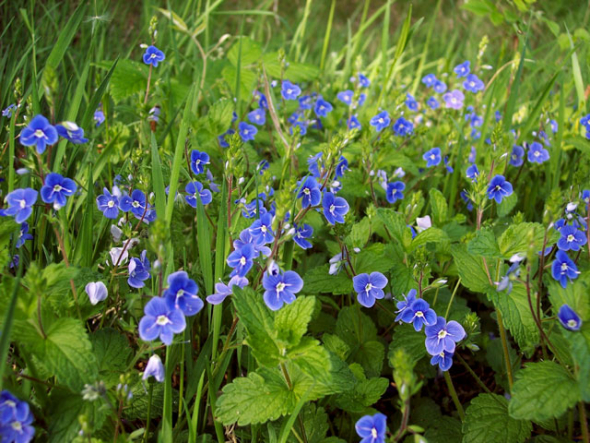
[456,353,492,395]
[580,402,589,443]
[143,382,154,443]
[444,277,461,319]
[443,371,465,420]
[496,310,514,391]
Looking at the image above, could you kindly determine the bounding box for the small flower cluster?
[0,390,35,443]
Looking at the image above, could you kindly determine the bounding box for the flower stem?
[443,371,465,420]
[143,382,154,443]
[444,277,461,319]
[496,309,514,391]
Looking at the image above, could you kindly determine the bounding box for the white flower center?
[19,199,26,209]
[303,188,310,195]
[261,226,267,233]
[371,428,378,438]
[364,283,373,292]
[561,263,568,272]
[276,282,286,292]
[534,151,540,157]
[177,289,185,298]
[567,319,578,328]
[567,234,575,242]
[107,200,115,208]
[438,330,448,339]
[430,154,436,160]
[416,311,424,317]
[53,184,63,192]
[240,256,246,266]
[329,204,335,214]
[150,53,157,59]
[11,421,22,431]
[132,201,140,208]
[34,129,46,138]
[156,315,171,326]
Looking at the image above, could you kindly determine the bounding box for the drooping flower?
[443,89,464,109]
[19,114,58,154]
[40,172,77,208]
[128,250,151,289]
[466,164,479,182]
[463,74,484,93]
[138,297,186,345]
[142,45,166,67]
[293,224,313,249]
[425,316,466,356]
[527,141,549,164]
[15,222,33,249]
[55,121,88,144]
[2,104,16,118]
[557,304,583,331]
[0,189,37,223]
[298,95,313,110]
[430,350,454,371]
[487,175,513,204]
[355,413,387,443]
[399,298,437,331]
[262,269,304,311]
[164,271,203,316]
[348,115,361,130]
[85,281,108,305]
[94,108,105,127]
[392,117,413,136]
[358,73,371,87]
[190,150,210,175]
[386,181,405,204]
[185,181,212,207]
[423,147,441,167]
[335,156,349,179]
[509,145,525,167]
[370,111,391,132]
[142,354,165,382]
[206,276,249,305]
[314,97,333,118]
[238,121,257,142]
[557,225,587,252]
[395,289,417,321]
[249,212,275,244]
[297,177,321,208]
[281,80,301,100]
[454,60,470,78]
[322,192,349,225]
[551,250,580,288]
[352,272,388,308]
[218,128,235,148]
[227,244,256,277]
[96,188,120,219]
[247,108,266,126]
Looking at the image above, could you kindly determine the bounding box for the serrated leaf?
[227,37,262,67]
[47,390,106,443]
[498,222,546,259]
[429,188,448,226]
[90,328,132,386]
[463,393,531,443]
[275,296,316,347]
[388,324,428,366]
[468,227,502,259]
[97,59,148,102]
[303,265,352,295]
[508,361,581,421]
[376,207,409,245]
[410,228,449,251]
[287,337,331,382]
[497,192,518,217]
[206,98,234,136]
[335,366,388,414]
[451,244,495,294]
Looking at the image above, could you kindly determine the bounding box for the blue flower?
[248,108,266,126]
[348,115,361,130]
[128,251,151,288]
[487,175,513,204]
[258,92,268,109]
[293,224,313,249]
[143,354,165,382]
[423,147,441,167]
[557,225,587,252]
[358,73,371,87]
[551,250,580,288]
[406,94,418,111]
[218,129,235,148]
[297,177,321,208]
[94,108,105,127]
[143,45,165,67]
[298,95,313,110]
[443,89,464,109]
[352,272,388,308]
[314,97,333,118]
[392,117,413,136]
[262,269,304,311]
[509,145,525,167]
[138,297,186,345]
[164,271,203,316]
[227,244,256,277]
[19,115,58,154]
[281,80,301,100]
[206,276,249,305]
[55,121,88,144]
[370,111,390,132]
[433,80,447,93]
[308,153,325,179]
[463,74,484,93]
[322,192,349,225]
[85,281,108,305]
[430,350,454,371]
[425,316,466,355]
[468,146,477,164]
[582,190,590,205]
[190,150,210,175]
[148,106,161,122]
[386,181,405,204]
[399,298,437,331]
[395,289,417,321]
[557,304,583,331]
[185,181,212,207]
[336,156,349,178]
[120,189,148,218]
[355,413,386,443]
[454,60,470,77]
[466,164,479,182]
[249,212,274,244]
[0,390,35,443]
[337,90,354,106]
[550,119,558,133]
[2,104,16,118]
[15,222,33,249]
[527,141,549,164]
[444,156,454,173]
[1,188,37,223]
[233,229,271,258]
[422,74,437,87]
[40,172,77,208]
[427,96,439,109]
[96,188,119,219]
[238,121,257,142]
[460,190,474,211]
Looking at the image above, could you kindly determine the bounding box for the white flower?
[416,215,432,232]
[85,281,108,305]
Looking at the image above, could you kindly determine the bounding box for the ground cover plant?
[0,0,589,442]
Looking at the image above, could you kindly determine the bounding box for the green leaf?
[286,337,331,382]
[29,318,98,390]
[206,98,234,136]
[275,296,316,347]
[376,207,408,245]
[335,364,388,414]
[451,244,495,294]
[429,188,448,226]
[468,228,502,259]
[498,222,546,259]
[303,265,352,295]
[463,393,532,443]
[388,324,428,366]
[233,287,280,367]
[89,328,132,386]
[488,284,539,354]
[124,380,165,420]
[424,416,463,443]
[410,227,449,251]
[568,326,590,402]
[47,390,106,443]
[508,361,581,421]
[102,59,148,102]
[346,216,372,249]
[497,192,518,218]
[227,37,262,66]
